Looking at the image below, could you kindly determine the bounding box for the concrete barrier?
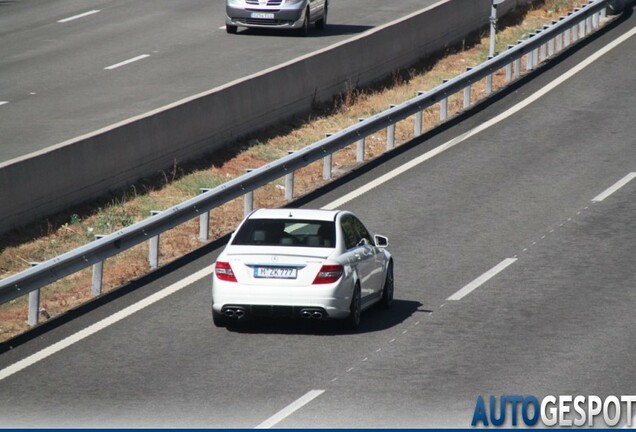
[0,0,531,234]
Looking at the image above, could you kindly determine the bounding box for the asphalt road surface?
[0,0,436,162]
[0,7,635,429]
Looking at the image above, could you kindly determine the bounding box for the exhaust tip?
[223,307,246,319]
[300,308,326,320]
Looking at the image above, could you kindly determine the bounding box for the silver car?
[225,0,328,35]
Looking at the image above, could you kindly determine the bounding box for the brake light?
[215,261,237,282]
[313,264,343,284]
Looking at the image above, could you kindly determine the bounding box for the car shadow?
[224,299,428,336]
[231,23,374,38]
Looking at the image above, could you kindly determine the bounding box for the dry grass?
[0,0,594,343]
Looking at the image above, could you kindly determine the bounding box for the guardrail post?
[563,16,571,47]
[486,58,494,96]
[27,262,41,326]
[526,34,535,70]
[537,30,546,62]
[356,118,365,162]
[149,210,161,269]
[568,12,576,43]
[285,151,295,201]
[504,49,513,83]
[576,9,585,39]
[322,133,333,180]
[244,169,254,216]
[463,68,472,109]
[92,235,105,296]
[440,79,449,122]
[532,33,540,67]
[545,25,554,57]
[386,105,396,150]
[414,91,425,136]
[572,22,578,43]
[323,134,332,180]
[513,43,522,79]
[554,20,563,52]
[198,188,213,241]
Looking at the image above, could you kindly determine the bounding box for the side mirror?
[374,234,389,248]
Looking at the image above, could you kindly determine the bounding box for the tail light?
[313,264,343,284]
[215,261,237,282]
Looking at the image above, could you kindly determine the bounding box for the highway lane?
[0,0,436,162]
[0,8,635,428]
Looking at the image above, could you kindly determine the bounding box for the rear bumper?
[222,304,329,319]
[212,278,352,319]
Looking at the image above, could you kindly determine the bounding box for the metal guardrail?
[0,0,611,325]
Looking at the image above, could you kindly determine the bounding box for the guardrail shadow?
[224,299,428,336]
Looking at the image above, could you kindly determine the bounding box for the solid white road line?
[104,54,150,70]
[447,258,517,301]
[323,25,636,211]
[57,10,100,23]
[0,265,215,382]
[255,390,325,429]
[0,102,8,106]
[592,172,636,202]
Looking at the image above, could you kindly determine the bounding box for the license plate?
[250,12,275,19]
[254,267,297,279]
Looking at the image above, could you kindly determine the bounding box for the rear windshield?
[232,219,335,248]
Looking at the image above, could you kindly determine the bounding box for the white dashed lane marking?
[104,54,150,70]
[447,258,518,301]
[57,10,100,23]
[592,172,636,202]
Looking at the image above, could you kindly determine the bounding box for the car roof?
[248,208,340,222]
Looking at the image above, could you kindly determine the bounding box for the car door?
[351,216,385,298]
[340,215,377,305]
[308,0,323,22]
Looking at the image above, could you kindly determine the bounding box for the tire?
[212,308,228,327]
[344,284,361,331]
[380,261,394,309]
[226,24,238,34]
[315,1,327,30]
[298,8,309,36]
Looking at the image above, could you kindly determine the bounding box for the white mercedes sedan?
[212,208,393,330]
